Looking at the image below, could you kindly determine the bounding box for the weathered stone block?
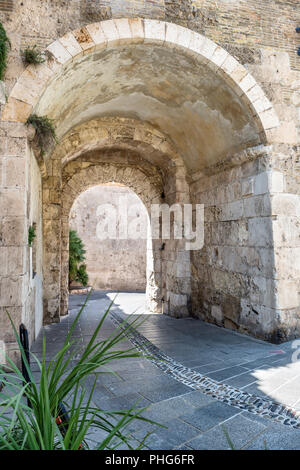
[114,18,131,42]
[238,73,257,93]
[271,194,300,217]
[0,246,24,276]
[0,188,25,216]
[259,108,280,130]
[47,40,72,64]
[0,277,23,307]
[73,27,94,51]
[165,22,178,46]
[59,32,82,56]
[211,46,228,68]
[220,200,243,221]
[211,304,223,323]
[4,157,25,188]
[253,171,284,195]
[1,98,32,123]
[0,307,22,342]
[248,217,273,247]
[86,22,107,46]
[241,178,254,197]
[276,280,299,309]
[128,18,144,42]
[100,19,120,44]
[0,216,26,246]
[176,25,192,50]
[144,19,165,43]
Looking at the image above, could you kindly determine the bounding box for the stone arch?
[2,18,279,143]
[54,117,183,171]
[42,115,191,323]
[62,163,161,216]
[58,163,163,319]
[44,144,191,323]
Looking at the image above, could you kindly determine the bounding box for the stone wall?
[190,145,300,342]
[0,125,43,364]
[24,147,43,343]
[69,184,148,291]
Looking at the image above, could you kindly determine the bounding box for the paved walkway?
[31,291,300,450]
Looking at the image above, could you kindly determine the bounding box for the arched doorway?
[67,180,163,316]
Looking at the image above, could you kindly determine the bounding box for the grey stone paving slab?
[139,382,191,402]
[175,444,193,450]
[244,425,300,450]
[181,359,222,369]
[223,371,258,388]
[139,435,175,450]
[106,374,183,397]
[269,377,300,407]
[206,365,249,382]
[92,392,151,411]
[90,371,124,385]
[187,424,232,450]
[180,390,215,409]
[142,395,199,423]
[147,418,201,449]
[187,414,266,450]
[180,401,240,431]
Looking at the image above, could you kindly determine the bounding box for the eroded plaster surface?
[35,45,260,173]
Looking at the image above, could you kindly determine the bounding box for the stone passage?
[69,184,148,291]
[0,9,299,364]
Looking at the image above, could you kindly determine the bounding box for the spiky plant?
[0,295,162,449]
[21,45,45,65]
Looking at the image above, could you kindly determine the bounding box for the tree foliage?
[0,23,10,81]
[69,229,89,287]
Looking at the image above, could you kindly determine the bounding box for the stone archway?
[60,162,164,320]
[42,116,190,323]
[3,17,298,362]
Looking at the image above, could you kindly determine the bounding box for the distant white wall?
[70,185,147,291]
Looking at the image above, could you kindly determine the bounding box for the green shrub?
[0,296,161,449]
[28,225,36,247]
[26,114,57,155]
[69,229,89,288]
[76,264,89,287]
[0,23,10,81]
[21,45,45,64]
